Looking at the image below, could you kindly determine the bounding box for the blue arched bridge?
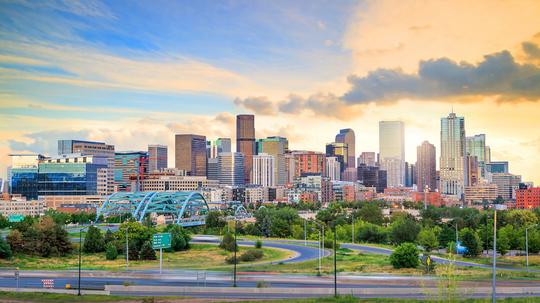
[96,191,209,226]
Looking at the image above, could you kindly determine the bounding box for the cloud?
[523,41,540,60]
[234,96,276,115]
[9,129,90,155]
[343,50,540,103]
[16,0,116,19]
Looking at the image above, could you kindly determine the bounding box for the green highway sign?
[8,214,24,223]
[152,233,171,249]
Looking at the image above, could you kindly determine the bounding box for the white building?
[325,156,341,181]
[440,112,466,197]
[252,153,275,187]
[379,121,405,188]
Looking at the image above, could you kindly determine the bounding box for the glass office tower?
[440,112,466,197]
[9,154,44,200]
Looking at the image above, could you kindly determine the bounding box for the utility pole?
[78,226,89,296]
[526,224,538,272]
[492,204,506,303]
[304,218,307,246]
[351,213,354,244]
[333,226,337,298]
[125,226,129,271]
[233,219,237,287]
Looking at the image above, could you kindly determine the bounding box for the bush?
[0,237,12,259]
[219,232,237,252]
[139,241,156,260]
[390,243,420,269]
[239,249,264,262]
[165,225,191,252]
[105,242,118,260]
[323,239,340,249]
[83,226,105,253]
[104,229,115,244]
[255,239,262,249]
[390,217,420,245]
[357,222,387,243]
[461,228,482,258]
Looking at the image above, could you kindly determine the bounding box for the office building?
[416,141,437,192]
[252,153,275,187]
[466,134,487,178]
[0,196,45,217]
[8,154,44,200]
[516,186,540,209]
[325,142,348,174]
[114,151,148,191]
[405,162,415,187]
[148,145,168,172]
[175,134,207,176]
[207,158,219,180]
[486,161,509,174]
[292,151,325,178]
[256,136,288,185]
[464,184,499,205]
[39,154,108,196]
[465,155,479,186]
[358,152,377,167]
[357,164,387,193]
[207,138,232,159]
[379,121,405,188]
[140,175,218,192]
[284,153,296,184]
[236,114,255,183]
[218,152,245,186]
[325,156,341,181]
[335,129,355,168]
[440,112,466,197]
[491,173,521,200]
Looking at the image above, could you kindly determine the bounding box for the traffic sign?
[152,233,171,249]
[8,214,24,223]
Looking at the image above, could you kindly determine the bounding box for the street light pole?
[492,208,497,303]
[304,218,307,246]
[351,213,354,244]
[526,224,538,273]
[125,226,129,271]
[78,226,89,296]
[233,219,237,287]
[333,226,337,298]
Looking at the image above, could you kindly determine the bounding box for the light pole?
[351,212,355,244]
[492,204,507,303]
[304,218,307,246]
[233,219,238,287]
[526,224,538,272]
[125,226,129,271]
[313,220,324,274]
[78,226,89,296]
[333,226,337,298]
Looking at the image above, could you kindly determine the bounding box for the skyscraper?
[256,136,288,185]
[325,142,348,175]
[114,151,148,191]
[175,134,207,176]
[416,141,437,192]
[148,144,168,172]
[491,173,521,200]
[236,115,255,184]
[440,112,466,197]
[252,153,275,187]
[207,138,232,159]
[466,134,487,178]
[358,152,377,167]
[292,151,326,178]
[325,156,341,181]
[218,152,245,186]
[379,121,405,188]
[335,129,355,168]
[8,154,44,200]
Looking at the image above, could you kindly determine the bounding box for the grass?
[0,244,293,271]
[0,291,141,302]
[224,298,540,303]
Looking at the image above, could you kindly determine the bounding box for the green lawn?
[0,244,293,271]
[0,291,142,302]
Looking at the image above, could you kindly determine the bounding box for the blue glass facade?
[38,161,106,196]
[10,167,39,200]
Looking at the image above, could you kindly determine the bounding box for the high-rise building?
[207,158,219,180]
[358,152,377,167]
[325,156,341,181]
[148,145,168,172]
[175,134,207,176]
[292,151,325,178]
[256,136,288,185]
[38,154,108,196]
[465,155,479,186]
[252,153,275,187]
[325,142,348,174]
[516,186,540,209]
[466,134,487,178]
[404,162,415,187]
[379,121,405,188]
[440,112,466,197]
[464,184,498,205]
[8,154,44,200]
[207,138,232,159]
[58,139,115,194]
[236,114,255,184]
[416,141,437,192]
[357,164,387,193]
[335,129,355,168]
[491,173,521,200]
[486,161,509,174]
[218,152,245,186]
[114,151,148,191]
[284,153,296,184]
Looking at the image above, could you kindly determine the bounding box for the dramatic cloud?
[523,42,540,60]
[343,51,540,103]
[233,97,276,115]
[9,130,90,155]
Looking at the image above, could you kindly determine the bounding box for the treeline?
[204,202,540,258]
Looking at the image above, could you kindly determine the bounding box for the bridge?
[96,191,209,227]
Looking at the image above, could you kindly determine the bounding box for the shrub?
[105,242,118,260]
[225,255,237,264]
[461,228,482,258]
[357,222,387,243]
[139,241,156,260]
[239,249,264,262]
[323,239,340,249]
[0,237,12,259]
[390,243,420,269]
[219,232,237,252]
[83,226,105,253]
[255,239,262,249]
[165,225,191,252]
[104,229,115,244]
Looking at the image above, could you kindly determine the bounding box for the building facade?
[358,152,377,167]
[252,153,276,187]
[440,112,466,197]
[139,175,218,191]
[466,134,487,178]
[175,134,207,176]
[516,186,540,209]
[464,184,499,205]
[335,128,355,168]
[256,136,288,186]
[325,156,341,182]
[292,151,325,178]
[236,114,255,184]
[491,173,522,200]
[416,141,437,192]
[148,144,168,172]
[218,152,245,186]
[9,154,44,200]
[379,121,405,188]
[114,151,148,191]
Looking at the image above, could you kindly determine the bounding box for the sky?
[1,0,540,184]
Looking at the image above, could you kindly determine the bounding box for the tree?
[206,211,226,230]
[219,232,237,252]
[496,229,510,256]
[105,242,118,260]
[420,206,442,227]
[165,224,191,251]
[357,222,388,244]
[0,237,12,259]
[417,228,439,252]
[139,241,156,260]
[44,209,71,225]
[354,203,384,225]
[104,229,115,244]
[390,243,419,269]
[390,217,420,245]
[83,226,105,253]
[461,228,482,258]
[438,225,456,249]
[6,229,24,253]
[0,214,9,229]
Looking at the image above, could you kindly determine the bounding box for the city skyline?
[1,1,540,184]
